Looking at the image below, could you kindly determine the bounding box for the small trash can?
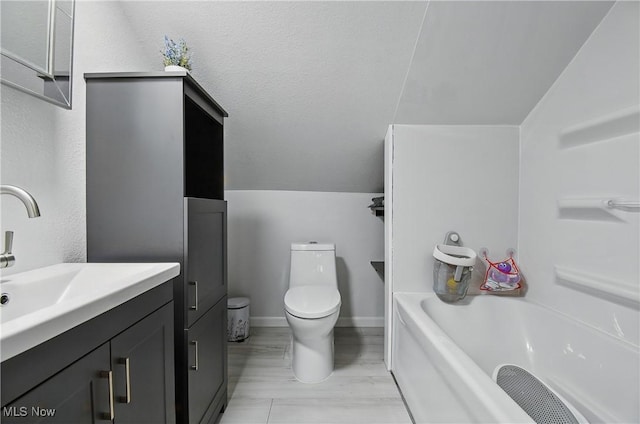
[227,297,250,342]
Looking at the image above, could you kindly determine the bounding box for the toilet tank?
[289,242,337,288]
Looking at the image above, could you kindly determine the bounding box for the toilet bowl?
[284,242,341,383]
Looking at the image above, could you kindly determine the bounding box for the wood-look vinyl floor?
[219,327,412,424]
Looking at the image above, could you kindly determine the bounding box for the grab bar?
[606,199,640,210]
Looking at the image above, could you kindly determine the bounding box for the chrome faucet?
[1,185,41,268]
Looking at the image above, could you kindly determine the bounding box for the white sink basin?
[0,262,180,362]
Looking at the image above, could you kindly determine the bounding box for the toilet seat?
[284,286,341,319]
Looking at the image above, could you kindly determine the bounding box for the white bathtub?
[392,293,639,423]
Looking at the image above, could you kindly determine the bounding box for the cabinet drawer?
[184,198,227,327]
[186,297,227,424]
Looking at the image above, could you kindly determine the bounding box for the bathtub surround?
[385,125,519,293]
[384,125,520,365]
[519,1,640,345]
[225,190,384,327]
[388,3,639,422]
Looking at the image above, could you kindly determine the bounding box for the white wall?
[519,2,640,344]
[1,2,155,275]
[225,190,385,327]
[384,125,520,365]
[388,125,520,293]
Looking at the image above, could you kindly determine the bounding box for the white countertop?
[0,262,180,362]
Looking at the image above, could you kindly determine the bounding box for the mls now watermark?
[3,406,56,418]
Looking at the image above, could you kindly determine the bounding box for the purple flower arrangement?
[162,35,192,71]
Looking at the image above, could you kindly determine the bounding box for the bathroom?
[1,1,638,423]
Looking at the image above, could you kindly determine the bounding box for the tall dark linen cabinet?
[85,72,228,424]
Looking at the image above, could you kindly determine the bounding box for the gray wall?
[226,190,385,326]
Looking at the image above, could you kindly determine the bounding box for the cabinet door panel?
[111,303,175,424]
[2,344,111,424]
[187,297,227,424]
[185,198,226,327]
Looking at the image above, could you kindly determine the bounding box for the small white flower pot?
[164,65,189,72]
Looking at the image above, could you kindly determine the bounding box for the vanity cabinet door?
[2,344,112,423]
[185,198,227,327]
[111,302,175,424]
[186,297,227,424]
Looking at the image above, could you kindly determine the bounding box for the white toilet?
[284,242,341,383]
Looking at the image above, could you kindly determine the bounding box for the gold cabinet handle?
[99,370,115,421]
[117,357,131,404]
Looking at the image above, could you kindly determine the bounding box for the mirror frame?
[1,0,75,109]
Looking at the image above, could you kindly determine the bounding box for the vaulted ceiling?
[118,1,613,192]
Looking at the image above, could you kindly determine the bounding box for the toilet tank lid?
[291,242,335,251]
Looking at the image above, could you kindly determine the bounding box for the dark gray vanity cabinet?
[2,344,112,424]
[186,297,228,424]
[112,304,176,424]
[85,72,229,424]
[1,281,175,424]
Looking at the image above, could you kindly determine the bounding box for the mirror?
[1,0,75,109]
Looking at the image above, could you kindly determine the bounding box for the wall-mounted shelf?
[557,197,639,222]
[555,265,639,308]
[559,105,639,149]
[371,261,384,283]
[368,196,384,217]
[370,206,384,217]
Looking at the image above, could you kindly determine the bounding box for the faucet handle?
[1,231,15,268]
[2,231,13,255]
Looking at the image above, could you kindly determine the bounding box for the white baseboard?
[250,316,384,328]
[337,317,384,327]
[250,317,288,327]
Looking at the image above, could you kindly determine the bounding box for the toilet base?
[285,310,339,384]
[291,331,335,383]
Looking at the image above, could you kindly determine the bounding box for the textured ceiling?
[117,1,612,192]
